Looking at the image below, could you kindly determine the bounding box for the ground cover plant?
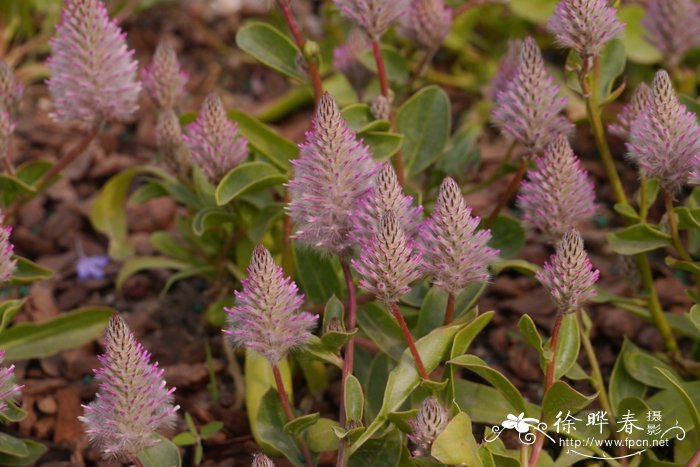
[1,0,700,465]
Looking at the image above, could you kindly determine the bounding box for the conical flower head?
[399,0,453,51]
[288,93,378,256]
[643,0,700,67]
[609,83,652,140]
[408,397,449,456]
[252,452,275,467]
[548,0,624,58]
[352,212,423,303]
[491,37,572,152]
[488,39,523,101]
[225,245,318,365]
[333,30,372,92]
[0,211,16,283]
[142,41,188,110]
[183,93,248,184]
[517,135,597,242]
[536,229,599,312]
[79,315,179,460]
[627,70,700,191]
[351,162,423,247]
[0,61,22,111]
[333,0,412,39]
[47,0,141,126]
[418,177,499,295]
[0,350,22,417]
[156,109,191,180]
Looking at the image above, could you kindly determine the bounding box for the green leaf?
[306,418,340,453]
[0,402,26,424]
[359,131,404,161]
[431,412,482,467]
[200,421,224,439]
[614,203,640,223]
[293,243,343,305]
[654,367,700,442]
[349,428,402,467]
[491,259,539,276]
[228,110,297,171]
[351,325,461,453]
[171,432,197,446]
[518,315,544,359]
[215,162,286,206]
[284,412,320,436]
[192,207,236,236]
[488,216,525,258]
[509,0,556,23]
[674,206,700,230]
[342,104,375,131]
[0,433,28,457]
[609,340,647,411]
[116,257,189,291]
[0,299,24,333]
[623,350,679,389]
[598,39,626,100]
[619,5,662,65]
[450,312,494,360]
[0,439,46,466]
[0,174,35,206]
[298,335,344,369]
[607,223,671,255]
[396,86,451,177]
[541,381,596,425]
[344,375,364,424]
[321,295,344,333]
[256,390,304,466]
[357,302,405,362]
[0,307,113,361]
[415,287,448,338]
[690,305,700,332]
[448,355,527,414]
[552,313,580,381]
[454,379,540,426]
[10,257,53,284]
[235,22,305,81]
[136,435,182,467]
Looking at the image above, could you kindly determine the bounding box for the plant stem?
[39,126,100,189]
[484,157,527,228]
[131,458,144,467]
[390,302,430,379]
[277,0,323,105]
[663,188,700,290]
[272,365,314,467]
[576,309,613,418]
[529,311,564,466]
[454,0,481,16]
[444,293,455,325]
[336,260,358,467]
[580,57,680,357]
[371,39,406,188]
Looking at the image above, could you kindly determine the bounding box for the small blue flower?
[75,239,108,281]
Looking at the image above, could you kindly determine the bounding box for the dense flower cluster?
[0,350,22,417]
[537,229,599,312]
[225,245,318,365]
[517,135,597,241]
[333,0,412,39]
[609,83,651,140]
[288,93,378,256]
[252,453,275,467]
[399,0,453,51]
[643,0,700,67]
[47,0,141,126]
[419,177,498,295]
[142,41,188,110]
[491,37,571,152]
[0,211,16,283]
[408,397,449,456]
[547,0,624,58]
[157,109,191,179]
[627,70,700,191]
[80,316,179,460]
[183,93,248,183]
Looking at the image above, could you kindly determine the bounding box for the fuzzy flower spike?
[142,41,188,110]
[183,93,248,184]
[0,350,22,417]
[537,229,599,313]
[419,177,499,295]
[288,92,378,257]
[488,40,523,101]
[517,135,597,242]
[643,0,700,67]
[0,210,16,283]
[225,245,318,365]
[548,0,625,59]
[491,37,572,153]
[609,83,652,141]
[47,0,141,126]
[80,315,179,460]
[399,0,453,51]
[334,0,412,39]
[408,397,449,457]
[627,70,700,191]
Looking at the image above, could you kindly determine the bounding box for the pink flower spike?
[517,135,597,242]
[643,0,700,67]
[0,210,16,283]
[537,229,599,312]
[488,39,523,101]
[491,37,572,153]
[79,315,179,460]
[142,41,188,110]
[548,0,625,58]
[224,245,318,365]
[287,92,378,256]
[408,397,449,457]
[333,0,412,39]
[0,350,22,417]
[419,177,499,295]
[609,83,652,141]
[399,0,453,51]
[47,0,141,126]
[183,93,248,184]
[0,61,23,110]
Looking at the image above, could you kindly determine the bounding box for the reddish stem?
[687,447,700,467]
[277,0,323,105]
[272,365,314,467]
[131,458,144,467]
[484,157,527,228]
[390,302,430,380]
[444,293,456,325]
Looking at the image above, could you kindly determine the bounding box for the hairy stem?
[390,302,430,379]
[663,189,700,290]
[371,39,406,188]
[272,365,314,467]
[444,293,456,325]
[484,157,527,228]
[277,0,323,105]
